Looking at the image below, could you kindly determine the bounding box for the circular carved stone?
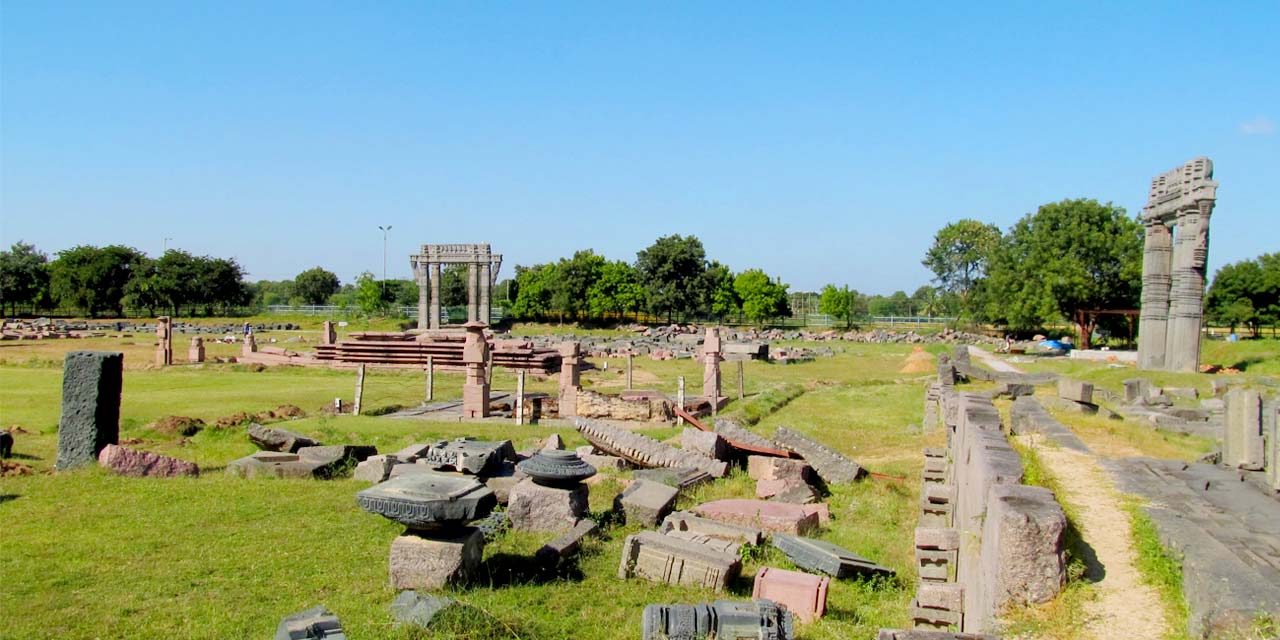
[516,450,596,487]
[356,471,496,529]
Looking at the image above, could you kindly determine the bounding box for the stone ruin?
[409,243,502,329]
[461,322,490,419]
[1138,157,1218,372]
[155,316,173,367]
[507,449,596,533]
[55,351,124,470]
[642,599,794,640]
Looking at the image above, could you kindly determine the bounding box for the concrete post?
[516,370,526,426]
[188,336,205,363]
[429,262,442,329]
[354,364,366,416]
[155,316,173,367]
[479,262,492,325]
[558,342,581,417]
[1138,220,1172,370]
[677,376,686,426]
[321,320,337,345]
[702,327,722,404]
[625,353,634,390]
[425,356,434,402]
[467,263,479,323]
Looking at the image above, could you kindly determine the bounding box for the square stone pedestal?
[506,478,588,532]
[389,527,484,590]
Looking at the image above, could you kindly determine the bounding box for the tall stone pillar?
[1138,221,1173,370]
[415,262,430,331]
[321,320,336,345]
[429,263,442,329]
[1166,203,1212,372]
[558,342,582,417]
[155,316,173,367]
[479,262,492,324]
[461,321,490,419]
[188,336,205,363]
[467,263,479,323]
[703,327,722,402]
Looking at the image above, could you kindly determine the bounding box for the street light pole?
[377,225,392,297]
[164,237,173,253]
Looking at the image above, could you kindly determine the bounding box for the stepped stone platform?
[1109,457,1280,638]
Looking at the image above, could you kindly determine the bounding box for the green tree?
[636,235,708,321]
[253,280,296,307]
[553,250,606,320]
[509,264,555,320]
[983,199,1143,335]
[819,284,865,327]
[440,265,469,307]
[703,261,740,318]
[733,269,790,324]
[354,272,387,316]
[1207,253,1280,337]
[48,245,147,317]
[587,260,646,320]
[294,267,341,305]
[195,257,250,314]
[922,219,1002,314]
[0,241,51,315]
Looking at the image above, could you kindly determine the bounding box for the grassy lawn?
[1,331,1274,639]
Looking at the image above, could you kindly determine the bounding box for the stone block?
[275,605,345,639]
[618,530,740,591]
[979,484,1066,614]
[389,528,484,590]
[642,599,794,640]
[1123,378,1150,403]
[507,478,588,532]
[916,548,952,582]
[747,455,812,483]
[582,453,629,472]
[615,479,678,527]
[1267,399,1279,493]
[535,518,597,565]
[574,445,596,457]
[799,503,830,525]
[416,438,513,475]
[483,474,520,505]
[248,423,321,453]
[55,351,123,470]
[772,427,864,483]
[692,499,819,535]
[995,382,1035,398]
[632,466,712,489]
[392,443,434,461]
[714,418,792,457]
[916,583,964,612]
[661,529,741,555]
[357,472,496,528]
[756,478,803,499]
[1164,386,1199,400]
[752,566,829,623]
[353,455,397,483]
[1056,378,1094,404]
[682,428,730,461]
[772,534,895,578]
[576,418,727,477]
[767,482,820,505]
[390,591,455,629]
[659,511,764,546]
[914,528,959,551]
[1223,388,1264,471]
[97,444,198,478]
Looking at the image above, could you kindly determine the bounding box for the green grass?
[1126,503,1191,640]
[723,382,807,426]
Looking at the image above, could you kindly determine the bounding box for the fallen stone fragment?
[389,527,484,590]
[97,444,198,478]
[713,419,794,458]
[535,518,597,565]
[392,443,433,461]
[772,427,864,483]
[356,472,495,528]
[768,483,820,505]
[662,528,742,555]
[691,499,819,535]
[681,428,730,460]
[798,503,830,525]
[641,599,794,640]
[752,566,830,623]
[659,511,764,547]
[756,478,806,499]
[632,466,712,489]
[506,478,588,532]
[772,534,895,578]
[248,423,321,453]
[582,452,629,472]
[275,605,346,640]
[576,418,727,477]
[618,530,741,591]
[1056,378,1094,404]
[390,590,456,629]
[615,479,678,526]
[747,456,812,483]
[353,454,398,483]
[417,438,514,475]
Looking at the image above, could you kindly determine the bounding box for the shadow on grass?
[1228,356,1267,372]
[0,494,19,504]
[477,552,586,588]
[6,452,42,461]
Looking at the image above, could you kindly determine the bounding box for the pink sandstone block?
[747,456,812,482]
[800,503,830,525]
[751,566,829,623]
[756,478,806,499]
[691,499,819,535]
[97,444,199,478]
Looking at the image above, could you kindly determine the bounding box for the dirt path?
[1017,434,1170,639]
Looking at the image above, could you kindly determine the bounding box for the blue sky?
[2,3,1276,294]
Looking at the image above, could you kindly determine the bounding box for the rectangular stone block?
[56,351,124,470]
[916,583,963,612]
[535,518,597,565]
[1224,388,1264,471]
[974,484,1066,631]
[616,479,678,527]
[1266,399,1279,493]
[912,599,961,628]
[582,453,629,472]
[661,529,741,555]
[747,455,812,482]
[659,511,764,546]
[752,566,829,623]
[772,534,895,578]
[507,478,588,532]
[916,548,951,582]
[681,428,729,461]
[389,528,484,590]
[692,499,818,535]
[1057,378,1094,404]
[618,530,740,591]
[773,427,864,483]
[1123,378,1149,403]
[915,527,959,551]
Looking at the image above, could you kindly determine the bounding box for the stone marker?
[542,433,565,450]
[1123,378,1150,403]
[772,427,864,483]
[682,427,730,461]
[275,605,346,640]
[154,316,173,367]
[390,590,456,629]
[618,530,741,590]
[641,599,794,640]
[55,351,123,470]
[692,499,819,535]
[1056,379,1094,404]
[582,452,629,472]
[752,566,829,623]
[615,479,678,526]
[535,518,597,565]
[506,478,588,532]
[390,527,484,590]
[188,336,205,363]
[357,472,496,528]
[747,456,812,483]
[772,534,895,578]
[247,423,322,453]
[660,511,765,546]
[97,444,199,478]
[576,418,728,477]
[417,437,513,475]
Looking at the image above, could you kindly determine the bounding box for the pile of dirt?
[212,405,308,430]
[212,412,252,429]
[899,347,937,373]
[151,416,206,437]
[1,460,33,477]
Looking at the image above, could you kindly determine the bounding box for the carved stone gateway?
[1138,158,1218,372]
[409,244,503,329]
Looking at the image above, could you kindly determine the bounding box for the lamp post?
[378,225,392,297]
[163,237,173,253]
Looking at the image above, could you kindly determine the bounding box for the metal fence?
[264,305,506,323]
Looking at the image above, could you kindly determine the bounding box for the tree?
[354,272,387,315]
[636,235,708,321]
[48,245,147,317]
[0,241,51,315]
[294,267,341,305]
[819,284,865,328]
[440,265,468,307]
[733,269,790,324]
[587,260,646,320]
[1207,253,1280,337]
[553,250,606,320]
[703,261,739,318]
[253,280,296,307]
[983,199,1143,335]
[196,257,250,314]
[922,219,1002,314]
[509,264,556,320]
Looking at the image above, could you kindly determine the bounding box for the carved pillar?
[188,336,204,363]
[479,262,492,324]
[243,333,257,357]
[1166,201,1212,372]
[467,262,479,323]
[461,321,490,418]
[155,316,173,367]
[415,262,430,331]
[702,327,722,402]
[1137,221,1172,370]
[321,320,336,345]
[429,263,442,329]
[558,342,582,417]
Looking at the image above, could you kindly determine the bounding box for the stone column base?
[506,478,588,532]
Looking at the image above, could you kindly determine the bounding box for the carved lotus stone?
[356,472,495,529]
[516,450,596,487]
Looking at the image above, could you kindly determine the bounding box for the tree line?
[921,198,1279,338]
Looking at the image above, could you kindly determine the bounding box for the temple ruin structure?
[1138,157,1217,372]
[410,244,503,330]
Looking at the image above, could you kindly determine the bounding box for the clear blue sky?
[2,3,1276,294]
